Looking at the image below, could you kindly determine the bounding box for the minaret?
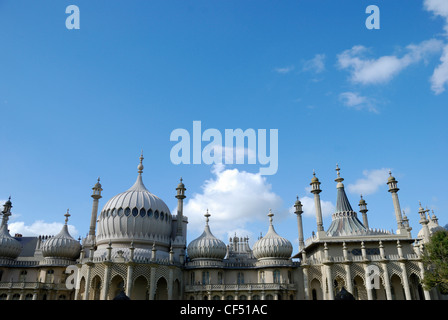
[294,196,305,251]
[1,196,12,227]
[175,177,186,238]
[387,171,405,233]
[310,170,325,236]
[418,202,430,243]
[359,195,369,229]
[85,177,102,246]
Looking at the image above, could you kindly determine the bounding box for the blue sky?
[0,0,447,253]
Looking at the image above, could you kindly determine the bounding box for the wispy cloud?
[339,91,378,113]
[302,54,326,74]
[424,0,448,94]
[347,168,391,196]
[337,39,443,85]
[273,66,294,74]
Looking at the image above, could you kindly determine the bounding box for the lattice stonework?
[154,265,170,283]
[307,266,322,284]
[350,263,365,281]
[110,263,128,279]
[406,262,422,279]
[132,264,152,283]
[387,261,403,281]
[332,264,346,280]
[90,264,105,283]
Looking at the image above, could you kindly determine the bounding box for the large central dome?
[96,154,172,251]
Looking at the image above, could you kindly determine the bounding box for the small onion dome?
[253,210,293,260]
[42,210,81,260]
[0,197,22,259]
[387,171,397,183]
[311,171,319,183]
[0,224,22,259]
[418,211,445,240]
[187,210,226,261]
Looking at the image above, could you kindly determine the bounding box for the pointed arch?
[154,276,168,300]
[90,275,102,300]
[132,275,149,300]
[108,275,125,300]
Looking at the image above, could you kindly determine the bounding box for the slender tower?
[387,171,405,233]
[86,177,103,246]
[359,195,369,229]
[175,177,186,238]
[418,202,430,243]
[294,196,305,251]
[310,171,325,236]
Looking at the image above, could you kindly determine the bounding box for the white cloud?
[337,39,443,85]
[8,220,79,238]
[347,168,391,196]
[339,91,378,113]
[423,0,448,94]
[182,165,284,240]
[294,195,335,219]
[431,45,448,94]
[424,0,448,33]
[302,54,326,74]
[274,66,294,74]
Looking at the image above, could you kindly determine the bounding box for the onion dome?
[417,210,445,241]
[96,152,172,249]
[187,210,227,261]
[41,210,81,260]
[253,210,293,260]
[0,197,22,259]
[311,171,319,183]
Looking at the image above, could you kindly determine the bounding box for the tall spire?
[310,170,324,233]
[334,165,354,212]
[327,165,367,236]
[387,171,405,232]
[294,196,305,251]
[175,177,187,237]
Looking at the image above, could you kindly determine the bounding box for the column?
[149,267,156,300]
[125,263,134,298]
[325,264,334,300]
[101,262,112,300]
[302,266,310,300]
[83,264,92,300]
[400,261,412,300]
[381,262,392,300]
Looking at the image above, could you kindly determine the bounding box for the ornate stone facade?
[0,158,446,300]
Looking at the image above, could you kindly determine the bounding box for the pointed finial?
[64,209,71,224]
[335,164,344,184]
[137,150,144,175]
[204,209,210,225]
[268,209,274,225]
